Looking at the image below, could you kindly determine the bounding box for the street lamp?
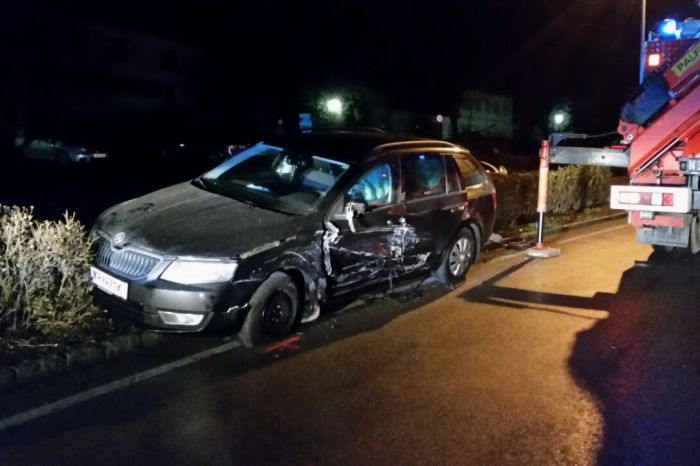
[325,97,343,116]
[549,108,570,131]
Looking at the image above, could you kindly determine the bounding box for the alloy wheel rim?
[448,237,471,276]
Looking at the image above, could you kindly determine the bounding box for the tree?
[302,82,386,130]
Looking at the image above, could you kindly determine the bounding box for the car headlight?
[160,260,237,285]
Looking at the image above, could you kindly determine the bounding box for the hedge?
[491,166,613,230]
[0,206,96,335]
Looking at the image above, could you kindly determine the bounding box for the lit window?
[648,53,661,67]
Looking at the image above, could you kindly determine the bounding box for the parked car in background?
[17,136,107,165]
[90,132,497,346]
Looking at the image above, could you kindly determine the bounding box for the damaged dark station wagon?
[90,132,496,345]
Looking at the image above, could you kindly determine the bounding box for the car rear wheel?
[57,151,69,166]
[239,272,299,348]
[436,228,475,285]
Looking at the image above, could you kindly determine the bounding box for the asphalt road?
[2,219,700,466]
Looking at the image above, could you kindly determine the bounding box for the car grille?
[94,237,161,279]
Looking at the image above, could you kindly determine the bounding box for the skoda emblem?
[113,232,127,246]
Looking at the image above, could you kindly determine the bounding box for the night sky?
[12,0,700,133]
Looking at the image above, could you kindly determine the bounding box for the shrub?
[492,166,613,230]
[0,206,97,336]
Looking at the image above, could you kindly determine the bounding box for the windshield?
[199,143,350,215]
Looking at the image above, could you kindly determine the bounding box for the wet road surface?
[2,219,700,465]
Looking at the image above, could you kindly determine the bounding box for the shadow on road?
[460,257,614,319]
[570,251,700,465]
[460,252,700,465]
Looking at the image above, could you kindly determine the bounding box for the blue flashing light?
[659,18,680,38]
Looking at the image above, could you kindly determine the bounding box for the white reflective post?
[527,140,561,258]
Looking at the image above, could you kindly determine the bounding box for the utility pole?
[640,0,647,83]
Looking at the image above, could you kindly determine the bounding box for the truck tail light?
[618,190,676,207]
[662,193,674,207]
[611,185,691,213]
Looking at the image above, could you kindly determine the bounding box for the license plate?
[92,153,107,159]
[90,266,128,300]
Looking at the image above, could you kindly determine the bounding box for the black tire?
[57,151,69,166]
[690,215,700,255]
[11,146,24,163]
[436,227,476,284]
[652,244,676,254]
[239,272,299,348]
[650,243,687,263]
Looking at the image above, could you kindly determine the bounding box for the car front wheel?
[239,272,299,348]
[437,228,475,284]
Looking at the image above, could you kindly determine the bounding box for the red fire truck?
[548,18,700,253]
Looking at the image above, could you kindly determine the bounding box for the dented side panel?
[325,213,404,290]
[233,230,327,323]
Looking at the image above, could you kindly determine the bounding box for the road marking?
[0,339,241,432]
[260,335,302,354]
[555,224,629,245]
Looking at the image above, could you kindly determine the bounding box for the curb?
[0,332,164,392]
[484,212,627,251]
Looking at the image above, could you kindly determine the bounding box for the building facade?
[457,90,514,138]
[0,13,202,147]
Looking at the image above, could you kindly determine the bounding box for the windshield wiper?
[191,176,210,190]
[192,177,302,216]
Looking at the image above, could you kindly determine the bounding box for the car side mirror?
[345,201,366,217]
[498,166,508,176]
[343,201,366,233]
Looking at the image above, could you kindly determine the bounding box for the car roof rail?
[376,139,460,151]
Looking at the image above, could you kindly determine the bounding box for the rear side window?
[403,154,446,200]
[454,155,484,187]
[445,156,462,193]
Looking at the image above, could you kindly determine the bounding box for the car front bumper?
[91,266,258,332]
